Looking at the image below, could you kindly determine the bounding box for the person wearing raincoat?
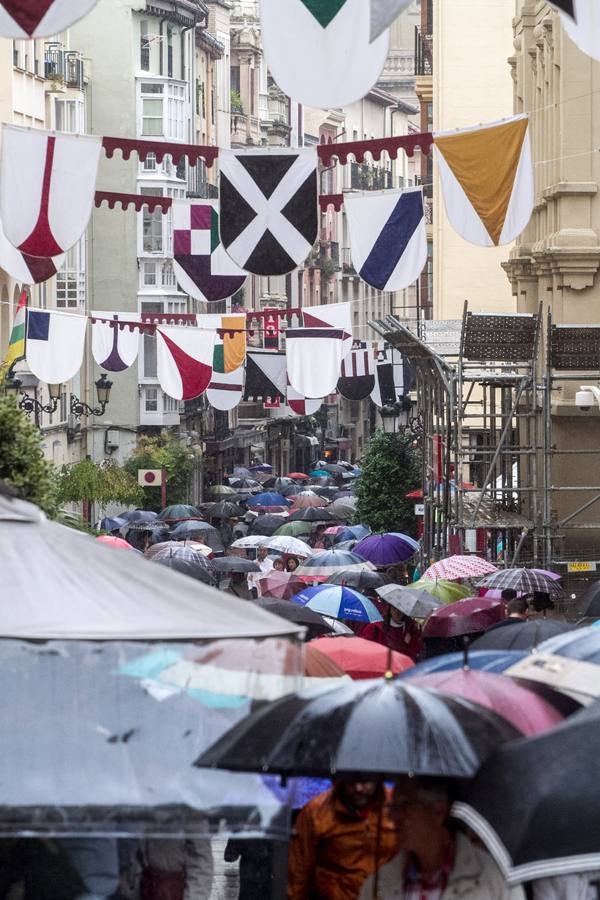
[139,839,214,900]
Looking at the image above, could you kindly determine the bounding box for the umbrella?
[410,578,471,603]
[170,520,224,552]
[290,490,329,509]
[230,536,266,551]
[262,535,313,557]
[248,492,290,509]
[273,521,316,538]
[207,484,236,497]
[452,702,600,884]
[376,583,442,619]
[233,466,251,477]
[328,497,359,519]
[296,550,374,578]
[328,569,388,592]
[257,571,296,600]
[577,581,600,619]
[145,540,213,559]
[281,484,303,498]
[309,469,331,477]
[288,507,334,523]
[117,509,158,523]
[197,678,519,778]
[471,619,574,651]
[98,515,127,532]
[249,515,292,537]
[212,556,261,574]
[228,477,262,492]
[321,463,345,475]
[310,636,412,679]
[287,472,309,480]
[354,533,419,567]
[94,535,135,551]
[120,521,169,545]
[254,600,336,641]
[249,463,272,473]
[422,555,497,581]
[423,597,506,639]
[313,487,340,501]
[399,650,528,676]
[538,624,600,663]
[478,568,565,597]
[406,670,564,736]
[207,501,246,519]
[293,585,384,623]
[151,546,216,586]
[157,504,202,522]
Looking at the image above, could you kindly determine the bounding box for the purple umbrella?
[354,533,419,567]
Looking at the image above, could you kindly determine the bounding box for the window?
[164,394,179,413]
[139,81,186,140]
[59,388,67,423]
[230,66,240,94]
[55,98,85,134]
[142,261,157,286]
[56,239,86,308]
[145,387,158,411]
[162,262,176,287]
[140,21,150,71]
[140,187,164,253]
[143,152,157,172]
[167,83,185,140]
[167,27,174,78]
[141,82,164,136]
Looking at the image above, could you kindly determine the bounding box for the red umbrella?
[406,670,564,737]
[95,535,134,550]
[310,636,414,680]
[422,597,505,639]
[287,472,309,480]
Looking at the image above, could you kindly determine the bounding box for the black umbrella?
[120,522,169,549]
[248,515,288,536]
[197,679,518,778]
[228,477,262,492]
[157,504,202,522]
[453,701,600,884]
[328,569,388,592]
[208,501,246,519]
[577,581,600,619]
[151,547,216,586]
[288,508,334,523]
[212,556,261,574]
[281,485,303,498]
[470,619,574,651]
[254,600,335,641]
[117,509,158,523]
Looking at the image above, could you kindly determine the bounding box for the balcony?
[414,27,433,77]
[350,163,393,192]
[341,247,356,276]
[44,44,84,90]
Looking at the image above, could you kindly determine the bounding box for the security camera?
[576,385,600,411]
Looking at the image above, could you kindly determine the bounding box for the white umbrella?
[261,535,314,557]
[0,492,302,641]
[230,536,265,550]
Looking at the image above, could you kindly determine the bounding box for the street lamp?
[380,396,413,435]
[4,374,61,416]
[70,373,113,419]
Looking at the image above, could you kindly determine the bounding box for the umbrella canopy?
[296,550,374,578]
[288,507,334,523]
[207,501,246,519]
[287,472,309,480]
[376,583,442,619]
[328,569,387,592]
[577,581,600,619]
[170,520,224,552]
[262,535,313,557]
[422,555,497,581]
[98,515,127,533]
[0,493,302,641]
[478,568,565,597]
[212,556,261,574]
[538,624,600,662]
[151,546,216,586]
[354,533,419,567]
[257,571,296,600]
[423,597,506,639]
[144,540,213,559]
[117,509,158,523]
[228,477,262,492]
[230,536,266,551]
[232,466,251,477]
[254,599,336,641]
[207,484,236,497]
[400,650,528,676]
[120,521,169,545]
[411,579,471,603]
[326,524,371,544]
[453,702,600,884]
[407,670,564,736]
[281,484,303,498]
[273,521,316,538]
[321,463,345,475]
[309,469,331,477]
[95,535,135,551]
[247,492,290,509]
[328,497,359,520]
[310,636,413,679]
[291,490,329,509]
[293,585,384,623]
[197,677,518,778]
[157,504,202,522]
[471,619,574,651]
[249,515,292,536]
[249,463,272,473]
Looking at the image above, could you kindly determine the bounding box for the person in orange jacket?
[288,778,398,900]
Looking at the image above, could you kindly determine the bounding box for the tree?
[0,396,58,514]
[124,432,200,511]
[354,429,421,536]
[57,458,143,508]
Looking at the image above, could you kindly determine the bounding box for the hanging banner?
[197,313,246,374]
[287,380,323,416]
[559,2,599,59]
[337,343,376,401]
[345,187,427,292]
[433,115,533,247]
[551,0,575,20]
[370,0,412,42]
[286,328,347,399]
[302,301,353,358]
[172,199,246,303]
[261,0,389,108]
[219,148,318,276]
[244,350,287,403]
[25,309,87,384]
[156,325,216,401]
[0,215,65,286]
[207,366,245,412]
[91,313,140,373]
[1,290,26,375]
[0,0,100,37]
[0,126,102,258]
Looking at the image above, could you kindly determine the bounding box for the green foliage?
[124,432,200,511]
[354,429,422,536]
[319,257,338,281]
[230,89,244,113]
[57,458,143,507]
[0,396,58,514]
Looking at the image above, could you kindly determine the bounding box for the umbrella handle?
[372,794,384,900]
[462,635,470,670]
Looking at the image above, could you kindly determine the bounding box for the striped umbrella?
[478,568,566,597]
[296,550,374,578]
[422,555,497,581]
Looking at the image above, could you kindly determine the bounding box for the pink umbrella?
[95,535,134,551]
[422,597,505,638]
[257,571,293,599]
[422,555,497,581]
[407,670,564,736]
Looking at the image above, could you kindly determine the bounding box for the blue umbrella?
[117,509,158,523]
[292,584,383,623]
[99,515,127,532]
[539,624,600,663]
[247,492,290,508]
[397,650,528,677]
[333,525,371,544]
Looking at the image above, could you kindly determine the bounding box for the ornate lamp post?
[70,373,113,418]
